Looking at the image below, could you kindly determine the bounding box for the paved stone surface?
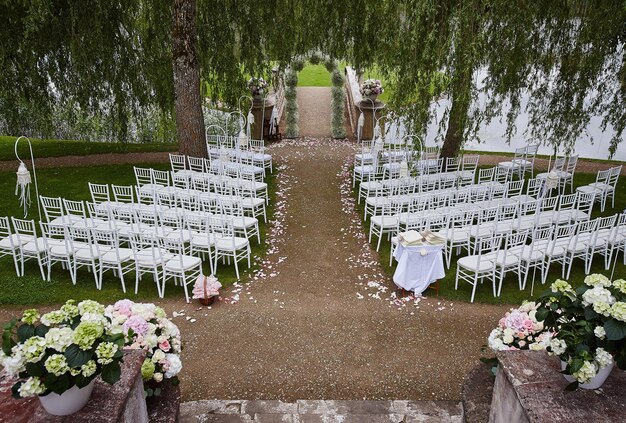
[493,350,626,422]
[180,400,463,423]
[461,363,494,423]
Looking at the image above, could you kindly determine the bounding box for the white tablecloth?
[392,244,445,294]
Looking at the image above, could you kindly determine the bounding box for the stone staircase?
[180,400,463,422]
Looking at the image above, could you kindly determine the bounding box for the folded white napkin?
[398,230,423,246]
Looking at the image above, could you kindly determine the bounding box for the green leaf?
[101,362,121,385]
[34,324,50,338]
[604,320,626,341]
[535,307,550,322]
[11,381,23,399]
[565,381,579,391]
[2,329,16,356]
[17,324,35,343]
[65,344,92,367]
[570,358,583,373]
[25,361,45,377]
[50,374,70,394]
[153,388,162,397]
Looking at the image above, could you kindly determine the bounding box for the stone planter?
[363,94,378,103]
[561,359,614,389]
[39,380,95,416]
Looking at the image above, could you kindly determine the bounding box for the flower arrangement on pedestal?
[192,275,222,306]
[360,79,384,101]
[488,301,553,352]
[0,300,125,415]
[535,274,626,389]
[105,300,182,397]
[247,77,269,99]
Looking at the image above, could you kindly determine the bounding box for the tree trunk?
[172,0,207,157]
[440,68,472,161]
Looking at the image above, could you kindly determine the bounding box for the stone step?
[180,400,463,423]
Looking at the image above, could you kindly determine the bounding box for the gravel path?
[162,139,507,402]
[296,87,332,138]
[0,152,171,172]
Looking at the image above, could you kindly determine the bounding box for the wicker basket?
[197,276,218,306]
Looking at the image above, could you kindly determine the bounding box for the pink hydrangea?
[114,299,135,317]
[123,315,149,337]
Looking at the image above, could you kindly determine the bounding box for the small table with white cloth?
[392,243,445,295]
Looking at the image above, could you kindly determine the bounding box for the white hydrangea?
[2,346,25,375]
[44,327,74,352]
[584,274,611,288]
[610,302,626,322]
[152,349,166,363]
[582,287,616,316]
[594,326,606,340]
[18,377,45,397]
[488,329,506,351]
[573,361,598,384]
[130,304,155,320]
[549,339,568,356]
[80,312,110,327]
[164,353,182,378]
[595,348,613,369]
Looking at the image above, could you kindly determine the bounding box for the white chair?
[160,236,202,303]
[455,233,502,302]
[211,217,251,280]
[487,230,528,296]
[369,201,400,252]
[518,226,553,295]
[40,196,75,225]
[564,219,599,279]
[543,222,577,282]
[560,155,579,193]
[67,226,101,288]
[134,167,161,195]
[434,210,474,268]
[586,215,618,273]
[577,166,621,212]
[92,228,134,292]
[552,193,578,225]
[606,214,626,270]
[469,207,499,251]
[89,183,122,211]
[0,216,24,276]
[187,214,215,274]
[129,231,167,297]
[39,222,74,283]
[497,147,526,179]
[460,155,480,185]
[12,218,47,280]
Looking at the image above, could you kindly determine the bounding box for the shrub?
[309,52,321,65]
[324,58,337,73]
[291,58,305,72]
[331,69,344,87]
[285,69,298,87]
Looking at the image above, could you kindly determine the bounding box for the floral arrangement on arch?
[0,300,125,398]
[488,301,553,352]
[106,300,182,396]
[360,79,384,97]
[247,77,269,97]
[535,274,626,389]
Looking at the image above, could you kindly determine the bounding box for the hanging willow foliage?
[0,0,624,156]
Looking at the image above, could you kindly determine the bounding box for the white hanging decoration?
[238,130,249,148]
[14,136,41,219]
[358,112,365,128]
[247,111,255,125]
[399,160,409,179]
[219,146,230,163]
[15,162,31,217]
[373,122,381,139]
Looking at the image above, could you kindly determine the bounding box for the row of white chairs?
[455,214,626,302]
[205,134,272,173]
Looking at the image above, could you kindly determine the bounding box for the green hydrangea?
[550,279,573,293]
[141,358,156,381]
[21,309,40,325]
[81,360,97,378]
[22,336,47,363]
[73,322,104,350]
[77,300,105,316]
[584,274,611,288]
[95,342,118,365]
[44,354,69,376]
[44,327,74,352]
[61,300,80,319]
[40,310,68,327]
[611,302,626,322]
[613,279,626,294]
[154,307,166,319]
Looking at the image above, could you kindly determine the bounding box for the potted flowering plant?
[0,300,125,416]
[192,275,222,306]
[535,274,626,390]
[247,77,269,99]
[488,301,553,352]
[360,79,384,102]
[105,300,182,397]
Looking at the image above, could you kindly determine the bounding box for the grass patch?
[0,163,275,305]
[355,171,626,305]
[297,64,332,87]
[0,136,178,161]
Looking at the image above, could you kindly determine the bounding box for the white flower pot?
[561,359,614,389]
[39,381,95,416]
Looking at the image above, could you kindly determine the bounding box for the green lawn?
[355,171,626,305]
[0,136,177,161]
[297,64,332,87]
[0,164,275,305]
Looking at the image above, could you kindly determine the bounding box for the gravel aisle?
[296,87,332,138]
